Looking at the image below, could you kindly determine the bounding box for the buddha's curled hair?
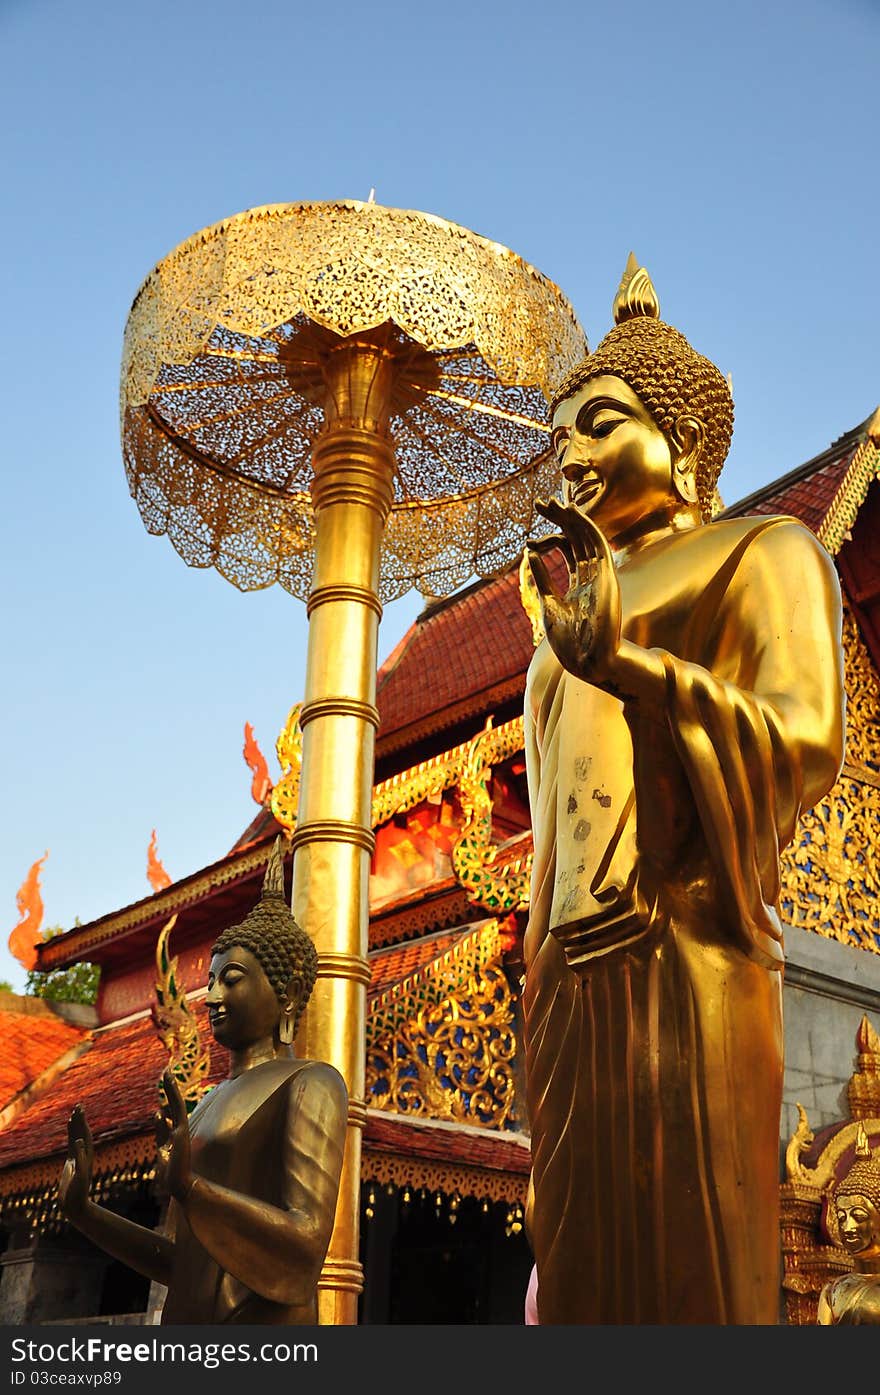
[211,837,318,1030]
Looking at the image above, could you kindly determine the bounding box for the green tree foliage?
[25,925,99,1005]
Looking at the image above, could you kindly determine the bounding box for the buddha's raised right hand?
[58,1104,94,1220]
[527,498,622,685]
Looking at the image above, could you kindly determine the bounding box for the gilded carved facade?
[780,603,880,955]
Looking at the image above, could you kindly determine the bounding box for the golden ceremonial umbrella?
[120,199,586,1322]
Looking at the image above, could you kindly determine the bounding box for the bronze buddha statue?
[59,837,347,1324]
[522,257,846,1323]
[818,1123,880,1324]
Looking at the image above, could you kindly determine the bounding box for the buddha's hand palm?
[526,500,621,682]
[59,1104,94,1219]
[155,1068,192,1201]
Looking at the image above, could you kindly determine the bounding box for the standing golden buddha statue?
[818,1124,880,1324]
[523,257,846,1324]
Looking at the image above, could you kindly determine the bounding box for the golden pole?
[291,336,395,1324]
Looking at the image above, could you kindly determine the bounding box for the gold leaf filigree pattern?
[780,776,880,952]
[121,201,587,601]
[780,602,880,954]
[841,605,880,776]
[365,960,518,1130]
[452,720,532,913]
[368,922,500,1043]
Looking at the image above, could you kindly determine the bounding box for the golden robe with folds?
[523,515,845,1324]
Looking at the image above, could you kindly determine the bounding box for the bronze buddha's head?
[207,836,318,1048]
[550,256,733,525]
[829,1123,880,1260]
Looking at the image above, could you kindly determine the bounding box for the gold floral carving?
[369,921,501,1042]
[452,719,532,913]
[270,701,303,835]
[779,605,880,954]
[121,201,586,602]
[151,915,212,1109]
[780,776,880,952]
[839,604,880,777]
[365,956,518,1130]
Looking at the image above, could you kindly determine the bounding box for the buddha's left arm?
[178,1062,348,1305]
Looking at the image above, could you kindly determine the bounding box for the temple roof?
[0,990,528,1201]
[375,565,534,764]
[0,994,90,1115]
[0,1000,226,1178]
[720,420,864,531]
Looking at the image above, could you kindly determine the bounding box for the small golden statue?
[523,255,846,1323]
[818,1123,880,1324]
[59,837,347,1324]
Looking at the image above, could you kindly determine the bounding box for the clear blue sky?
[1,0,878,990]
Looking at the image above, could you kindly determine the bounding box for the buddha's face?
[551,375,691,541]
[835,1193,880,1257]
[206,945,280,1049]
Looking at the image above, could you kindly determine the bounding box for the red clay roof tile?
[0,997,88,1108]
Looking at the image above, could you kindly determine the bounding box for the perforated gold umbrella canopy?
[121,200,586,600]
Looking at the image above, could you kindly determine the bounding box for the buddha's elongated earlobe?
[670,415,705,506]
[279,973,301,1046]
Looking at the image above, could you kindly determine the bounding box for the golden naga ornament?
[452,717,531,913]
[151,914,211,1110]
[270,702,303,835]
[522,254,845,1324]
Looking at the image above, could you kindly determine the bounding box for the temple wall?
[782,924,880,1148]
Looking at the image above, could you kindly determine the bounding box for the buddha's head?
[549,256,733,533]
[829,1123,880,1262]
[207,836,318,1050]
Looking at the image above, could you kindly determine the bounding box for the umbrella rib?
[158,384,310,435]
[144,403,309,502]
[202,345,284,365]
[431,387,550,433]
[225,402,318,473]
[395,416,476,494]
[409,398,527,470]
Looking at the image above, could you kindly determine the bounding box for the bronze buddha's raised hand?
[154,1069,192,1202]
[58,1104,95,1222]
